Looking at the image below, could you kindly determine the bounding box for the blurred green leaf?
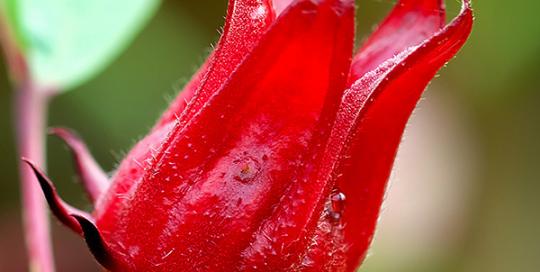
[1,0,160,91]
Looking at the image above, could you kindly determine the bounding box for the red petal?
[155,0,275,128]
[96,0,354,270]
[236,0,355,268]
[116,0,276,210]
[104,0,276,212]
[333,1,473,269]
[50,128,109,203]
[348,0,446,84]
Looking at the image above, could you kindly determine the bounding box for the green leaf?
[1,0,160,91]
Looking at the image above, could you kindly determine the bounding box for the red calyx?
[26,0,473,271]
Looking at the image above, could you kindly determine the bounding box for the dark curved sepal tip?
[22,157,55,201]
[21,157,87,235]
[71,214,118,271]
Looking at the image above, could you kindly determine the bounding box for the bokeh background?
[1,0,539,271]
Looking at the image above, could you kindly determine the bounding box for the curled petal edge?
[348,0,446,83]
[333,0,473,269]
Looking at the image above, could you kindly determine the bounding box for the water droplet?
[327,190,346,223]
[331,191,346,213]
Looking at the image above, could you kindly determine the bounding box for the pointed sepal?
[50,128,109,203]
[22,158,91,235]
[72,215,122,271]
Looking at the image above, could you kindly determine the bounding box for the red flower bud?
[25,0,473,271]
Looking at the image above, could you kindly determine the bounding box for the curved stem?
[15,83,55,272]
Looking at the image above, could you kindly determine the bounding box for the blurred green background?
[0,0,539,271]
